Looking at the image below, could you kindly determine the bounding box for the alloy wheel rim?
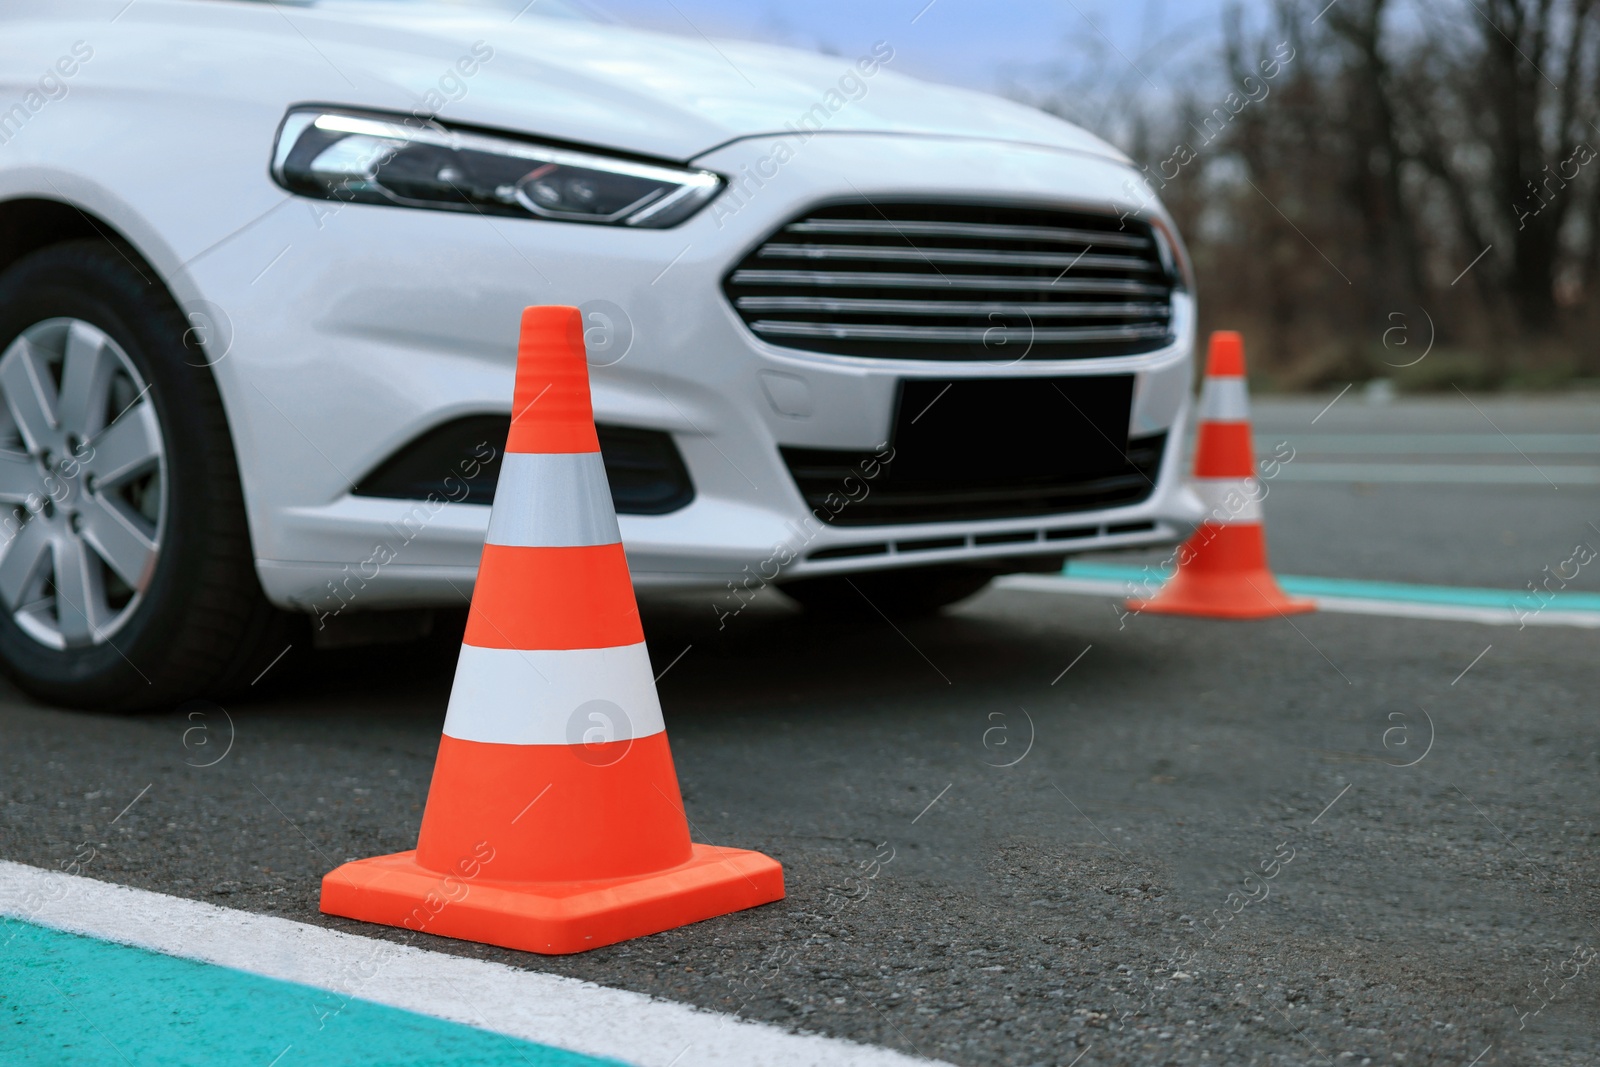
[0,319,167,650]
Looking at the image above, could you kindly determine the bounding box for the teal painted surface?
[1064,560,1600,614]
[0,919,629,1067]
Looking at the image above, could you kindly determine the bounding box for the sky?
[582,0,1263,100]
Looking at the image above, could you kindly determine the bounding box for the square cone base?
[1127,571,1316,620]
[320,844,784,955]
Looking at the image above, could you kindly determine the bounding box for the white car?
[0,0,1200,709]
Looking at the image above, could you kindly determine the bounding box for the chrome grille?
[723,202,1178,360]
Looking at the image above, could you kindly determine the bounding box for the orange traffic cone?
[1127,332,1314,619]
[320,306,784,954]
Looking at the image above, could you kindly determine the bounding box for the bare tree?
[1325,0,1428,307]
[1432,0,1598,331]
[1015,0,1600,386]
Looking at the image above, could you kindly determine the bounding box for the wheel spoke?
[0,338,61,454]
[57,322,116,440]
[0,517,52,610]
[0,449,43,504]
[51,535,106,645]
[85,402,161,488]
[0,319,165,651]
[80,494,157,591]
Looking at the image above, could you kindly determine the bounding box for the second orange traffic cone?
[1128,331,1313,619]
[320,306,784,953]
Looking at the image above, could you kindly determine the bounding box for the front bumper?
[188,133,1202,612]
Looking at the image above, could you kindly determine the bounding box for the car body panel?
[0,0,1203,615]
[1,0,1130,163]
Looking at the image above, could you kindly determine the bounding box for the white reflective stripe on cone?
[442,642,666,746]
[486,452,621,548]
[1199,377,1250,421]
[1192,477,1264,523]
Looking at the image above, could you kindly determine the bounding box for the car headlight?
[271,108,723,227]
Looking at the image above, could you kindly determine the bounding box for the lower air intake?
[355,416,694,515]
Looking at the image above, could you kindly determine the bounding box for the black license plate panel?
[888,376,1136,490]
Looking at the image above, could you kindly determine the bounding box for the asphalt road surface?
[3,395,1598,1066]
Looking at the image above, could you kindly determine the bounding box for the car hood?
[147,0,1129,165]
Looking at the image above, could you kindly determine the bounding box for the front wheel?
[778,565,996,618]
[0,240,287,710]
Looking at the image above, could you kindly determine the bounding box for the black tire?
[0,240,290,711]
[778,565,995,618]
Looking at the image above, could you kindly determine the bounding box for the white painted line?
[1272,434,1600,454]
[0,860,946,1067]
[993,576,1600,629]
[1271,463,1600,485]
[997,575,1129,598]
[1310,597,1600,628]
